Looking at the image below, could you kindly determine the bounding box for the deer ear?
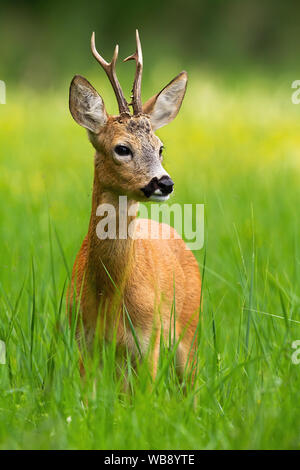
[142,71,187,131]
[69,75,108,133]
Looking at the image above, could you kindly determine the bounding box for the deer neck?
[86,159,138,294]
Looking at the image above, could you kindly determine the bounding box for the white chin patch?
[149,194,170,202]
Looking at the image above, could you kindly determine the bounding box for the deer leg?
[150,329,161,381]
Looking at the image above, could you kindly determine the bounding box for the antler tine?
[91,32,130,115]
[124,29,143,115]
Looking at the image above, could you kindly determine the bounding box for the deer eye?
[114,145,132,157]
[159,146,164,158]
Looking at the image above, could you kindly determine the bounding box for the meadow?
[0,68,300,449]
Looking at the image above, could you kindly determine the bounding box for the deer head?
[69,30,187,202]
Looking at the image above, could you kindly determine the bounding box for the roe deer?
[68,30,201,381]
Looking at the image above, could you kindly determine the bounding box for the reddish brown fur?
[67,46,201,380]
[68,117,201,380]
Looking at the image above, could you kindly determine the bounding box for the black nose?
[141,176,174,198]
[157,176,174,195]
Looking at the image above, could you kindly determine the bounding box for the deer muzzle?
[141,175,174,201]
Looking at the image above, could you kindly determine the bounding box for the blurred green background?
[2,0,300,88]
[1,0,300,450]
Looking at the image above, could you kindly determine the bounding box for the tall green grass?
[0,71,300,449]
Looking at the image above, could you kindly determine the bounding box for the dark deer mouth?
[141,176,174,201]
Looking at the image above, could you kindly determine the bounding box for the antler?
[91,32,130,115]
[124,29,143,115]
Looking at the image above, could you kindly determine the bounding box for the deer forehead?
[104,115,161,150]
